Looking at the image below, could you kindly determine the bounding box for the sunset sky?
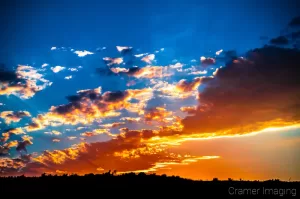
[0,0,300,180]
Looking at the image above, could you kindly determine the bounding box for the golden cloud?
[0,111,31,124]
[25,87,153,131]
[0,65,51,99]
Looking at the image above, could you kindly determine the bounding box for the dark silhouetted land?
[0,172,299,197]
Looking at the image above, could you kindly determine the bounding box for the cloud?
[200,56,216,66]
[0,146,10,156]
[74,50,94,57]
[0,111,31,124]
[51,47,57,50]
[52,131,61,136]
[110,67,129,73]
[180,106,197,114]
[96,47,106,52]
[67,136,77,140]
[0,155,32,175]
[64,75,72,80]
[289,16,300,27]
[270,36,289,45]
[68,68,78,72]
[141,54,155,64]
[120,117,141,123]
[16,139,32,153]
[5,140,19,148]
[15,125,217,176]
[169,63,184,69]
[216,49,223,56]
[1,128,25,143]
[80,129,112,137]
[41,63,49,68]
[52,139,60,142]
[51,66,65,73]
[103,57,123,66]
[182,46,300,136]
[175,77,203,93]
[25,87,153,131]
[144,107,173,123]
[0,65,51,99]
[100,122,125,128]
[188,70,207,75]
[152,78,209,99]
[116,46,133,54]
[134,53,148,58]
[108,65,172,79]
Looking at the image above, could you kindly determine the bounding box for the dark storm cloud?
[16,140,32,153]
[102,91,128,102]
[0,64,17,83]
[289,16,300,27]
[270,36,289,45]
[182,46,300,134]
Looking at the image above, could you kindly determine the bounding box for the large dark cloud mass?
[269,36,289,45]
[289,16,300,27]
[182,46,300,134]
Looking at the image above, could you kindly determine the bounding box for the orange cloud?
[110,67,129,73]
[80,129,111,137]
[120,117,141,123]
[25,87,153,131]
[180,106,197,114]
[182,47,300,135]
[152,77,211,99]
[0,128,24,142]
[0,65,51,99]
[144,107,173,123]
[141,54,155,64]
[0,111,31,124]
[103,57,123,66]
[16,126,217,176]
[4,140,18,148]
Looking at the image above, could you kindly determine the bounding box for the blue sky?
[0,0,300,178]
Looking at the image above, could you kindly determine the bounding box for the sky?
[0,0,300,180]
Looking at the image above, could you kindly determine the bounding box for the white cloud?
[116,46,132,52]
[68,68,78,72]
[51,66,65,73]
[134,53,148,58]
[41,63,49,68]
[216,49,223,56]
[51,47,57,50]
[74,50,94,57]
[188,70,208,75]
[64,75,72,80]
[169,63,184,69]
